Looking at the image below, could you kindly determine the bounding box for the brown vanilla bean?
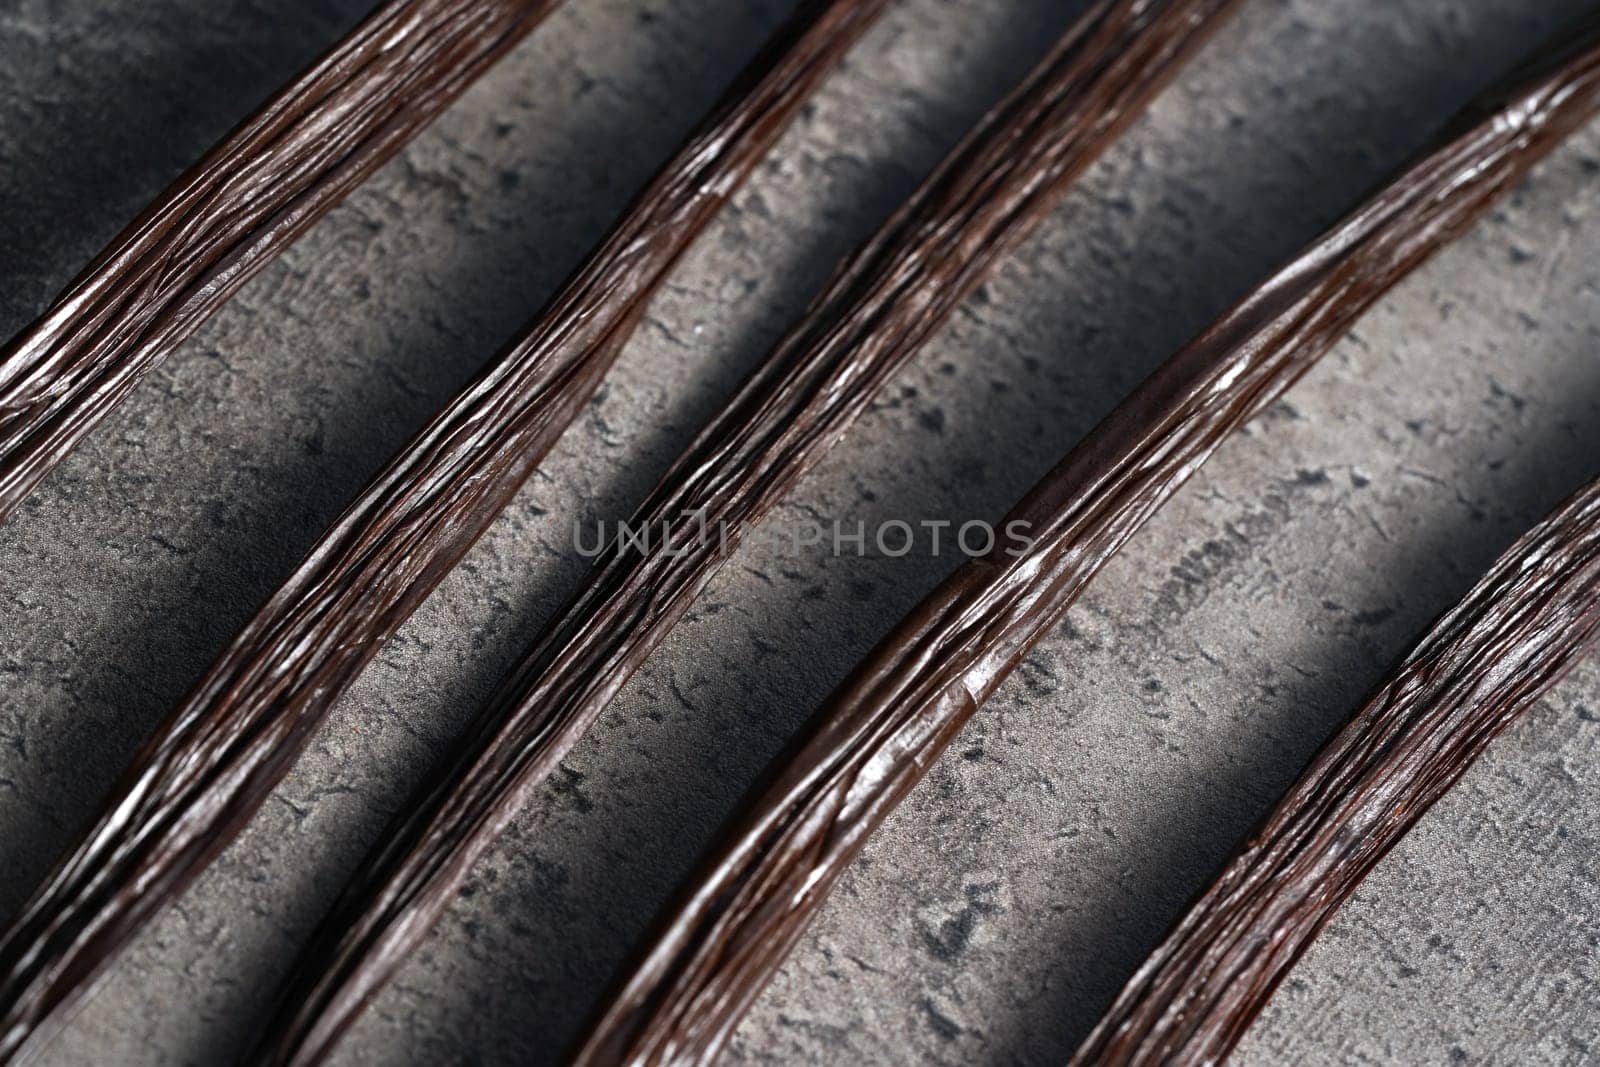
[251,3,1248,1062]
[0,0,563,526]
[1065,488,1600,1066]
[571,16,1600,1064]
[0,3,881,1060]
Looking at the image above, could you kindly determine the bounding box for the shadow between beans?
[0,0,374,339]
[1016,358,1600,1066]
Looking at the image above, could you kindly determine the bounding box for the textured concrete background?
[2,0,1598,1063]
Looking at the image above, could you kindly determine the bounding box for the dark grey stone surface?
[1,0,1596,1063]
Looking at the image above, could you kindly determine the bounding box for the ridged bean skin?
[0,0,561,524]
[0,1,884,1061]
[575,15,1600,1066]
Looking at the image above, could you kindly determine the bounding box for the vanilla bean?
[254,2,1247,1063]
[1069,476,1600,1065]
[570,17,1600,1064]
[0,0,564,526]
[0,2,880,1059]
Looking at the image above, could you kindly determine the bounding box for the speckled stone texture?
[1,0,1597,1064]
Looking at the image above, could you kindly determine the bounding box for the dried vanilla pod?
[255,1,1248,1063]
[574,15,1600,1064]
[1069,475,1600,1065]
[0,0,562,525]
[0,2,884,1060]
